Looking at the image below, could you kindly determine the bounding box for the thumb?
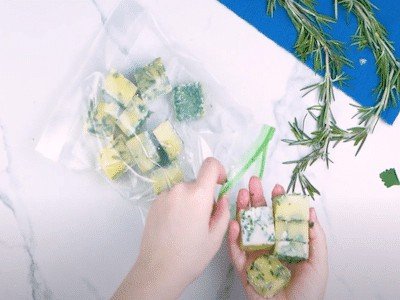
[209,196,230,248]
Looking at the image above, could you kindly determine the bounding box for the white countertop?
[1,0,399,299]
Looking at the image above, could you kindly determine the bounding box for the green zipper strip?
[258,145,268,179]
[218,125,275,199]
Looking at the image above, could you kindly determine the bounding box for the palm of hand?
[228,177,328,300]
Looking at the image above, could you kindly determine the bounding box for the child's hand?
[228,177,328,300]
[113,158,230,300]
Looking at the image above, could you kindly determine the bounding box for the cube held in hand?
[239,206,275,251]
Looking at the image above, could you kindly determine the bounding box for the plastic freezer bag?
[36,0,275,208]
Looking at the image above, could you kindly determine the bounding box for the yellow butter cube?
[111,135,134,166]
[126,132,160,173]
[116,96,149,137]
[104,70,137,107]
[274,241,309,263]
[273,194,310,222]
[275,221,309,243]
[151,162,184,194]
[86,101,121,137]
[247,255,291,298]
[153,121,182,160]
[239,207,275,251]
[99,146,127,180]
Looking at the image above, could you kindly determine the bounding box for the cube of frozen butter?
[273,194,310,222]
[134,58,172,100]
[247,255,291,298]
[153,121,183,161]
[116,96,149,136]
[111,135,134,166]
[151,162,184,194]
[85,100,121,137]
[172,82,205,121]
[99,146,127,180]
[239,207,275,251]
[126,132,160,173]
[274,241,309,263]
[274,221,309,243]
[104,70,137,107]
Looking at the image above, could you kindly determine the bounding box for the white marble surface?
[1,0,400,299]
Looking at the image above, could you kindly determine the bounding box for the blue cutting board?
[220,0,400,124]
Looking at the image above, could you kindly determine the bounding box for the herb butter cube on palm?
[273,194,310,222]
[99,147,127,180]
[274,241,309,263]
[172,82,205,121]
[126,132,160,173]
[247,255,291,298]
[274,221,309,243]
[104,70,137,107]
[151,162,184,194]
[134,58,172,100]
[273,194,310,263]
[153,121,183,160]
[239,207,275,250]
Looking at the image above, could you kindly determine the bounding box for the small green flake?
[380,168,400,188]
[172,82,205,121]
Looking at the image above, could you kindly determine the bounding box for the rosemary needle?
[267,0,400,197]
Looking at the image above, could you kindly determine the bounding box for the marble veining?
[0,124,52,299]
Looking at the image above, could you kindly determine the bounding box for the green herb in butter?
[104,70,137,107]
[85,100,121,137]
[99,146,127,180]
[273,194,310,222]
[274,241,309,263]
[247,255,291,298]
[153,120,183,161]
[239,206,275,251]
[116,95,149,137]
[134,58,172,100]
[172,82,204,121]
[126,132,160,173]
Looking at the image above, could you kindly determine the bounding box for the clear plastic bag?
[36,0,275,213]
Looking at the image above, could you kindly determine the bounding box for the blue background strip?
[219,0,400,124]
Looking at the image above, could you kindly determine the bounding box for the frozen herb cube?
[99,146,127,180]
[273,194,310,222]
[126,132,160,173]
[274,241,309,263]
[247,255,291,298]
[85,101,121,137]
[153,121,183,161]
[111,135,134,166]
[275,221,309,243]
[116,96,149,136]
[134,58,172,100]
[151,162,184,194]
[104,70,137,107]
[239,207,275,251]
[172,82,204,121]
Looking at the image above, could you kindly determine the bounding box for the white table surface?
[1,0,399,299]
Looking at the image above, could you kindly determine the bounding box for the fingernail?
[310,208,318,222]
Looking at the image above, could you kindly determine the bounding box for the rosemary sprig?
[268,0,400,198]
[338,0,400,130]
[268,0,351,197]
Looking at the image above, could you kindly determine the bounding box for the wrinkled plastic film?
[36,0,276,219]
